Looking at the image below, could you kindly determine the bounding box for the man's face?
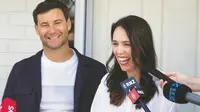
[35,8,71,50]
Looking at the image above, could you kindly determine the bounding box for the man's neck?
[43,46,74,62]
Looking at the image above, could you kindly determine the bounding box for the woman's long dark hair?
[106,15,158,108]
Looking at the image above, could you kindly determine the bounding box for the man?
[2,0,107,112]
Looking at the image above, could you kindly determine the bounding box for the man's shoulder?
[73,48,105,67]
[77,55,107,76]
[79,54,105,67]
[13,50,42,67]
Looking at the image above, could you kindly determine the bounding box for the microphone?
[145,68,200,106]
[0,98,16,112]
[163,81,200,106]
[147,69,175,82]
[120,77,151,112]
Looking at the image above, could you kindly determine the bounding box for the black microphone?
[147,69,175,82]
[163,81,200,106]
[145,68,200,106]
[120,77,151,112]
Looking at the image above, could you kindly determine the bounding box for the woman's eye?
[125,44,130,46]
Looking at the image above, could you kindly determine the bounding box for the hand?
[159,79,168,88]
[159,72,188,88]
[165,72,188,84]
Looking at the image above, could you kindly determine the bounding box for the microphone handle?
[148,69,173,82]
[185,92,200,106]
[138,100,151,112]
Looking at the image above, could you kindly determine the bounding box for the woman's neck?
[127,69,140,83]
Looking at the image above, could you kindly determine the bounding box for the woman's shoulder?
[152,80,167,99]
[148,80,173,105]
[101,73,109,82]
[95,73,109,93]
[99,73,109,86]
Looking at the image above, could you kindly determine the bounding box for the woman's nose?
[116,46,125,54]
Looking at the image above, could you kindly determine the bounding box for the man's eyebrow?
[54,19,63,22]
[40,22,48,26]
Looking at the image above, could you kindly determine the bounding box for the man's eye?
[112,43,118,45]
[41,24,48,27]
[55,22,61,24]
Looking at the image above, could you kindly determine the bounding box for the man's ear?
[35,24,39,35]
[66,18,72,31]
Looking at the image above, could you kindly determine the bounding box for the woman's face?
[112,26,135,73]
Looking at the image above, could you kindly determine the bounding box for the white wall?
[0,0,43,98]
[92,0,200,112]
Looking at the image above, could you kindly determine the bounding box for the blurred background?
[0,0,200,111]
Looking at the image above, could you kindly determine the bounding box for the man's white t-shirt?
[40,50,78,112]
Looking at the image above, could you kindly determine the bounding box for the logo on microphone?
[120,77,140,94]
[0,98,16,112]
[122,84,127,89]
[128,88,140,103]
[169,82,181,102]
[137,89,144,95]
[8,105,14,112]
[125,80,136,87]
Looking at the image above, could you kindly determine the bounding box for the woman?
[91,15,178,112]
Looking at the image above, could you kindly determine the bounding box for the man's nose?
[49,26,56,34]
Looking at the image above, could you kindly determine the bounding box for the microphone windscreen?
[163,82,192,103]
[0,98,16,112]
[128,88,140,103]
